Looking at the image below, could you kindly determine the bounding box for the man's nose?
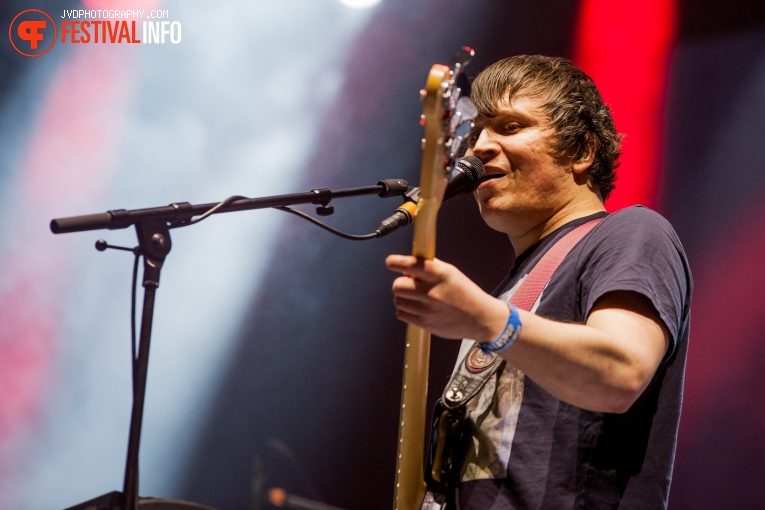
[470,130,499,163]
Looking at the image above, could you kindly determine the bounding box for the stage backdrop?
[1,0,764,508]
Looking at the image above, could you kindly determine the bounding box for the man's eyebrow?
[479,113,524,125]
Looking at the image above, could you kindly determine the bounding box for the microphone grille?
[443,156,486,201]
[456,155,485,183]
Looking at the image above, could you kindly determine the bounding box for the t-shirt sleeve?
[578,206,691,360]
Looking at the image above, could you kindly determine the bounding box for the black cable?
[170,197,381,239]
[275,206,379,241]
[129,248,141,489]
[131,251,140,374]
[169,195,396,240]
[168,195,248,229]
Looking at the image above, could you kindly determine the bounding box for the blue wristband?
[480,302,522,354]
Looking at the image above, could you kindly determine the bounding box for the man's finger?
[386,255,444,283]
[391,276,433,301]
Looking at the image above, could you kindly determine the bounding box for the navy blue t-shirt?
[455,206,692,510]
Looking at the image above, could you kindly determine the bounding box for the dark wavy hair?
[471,55,621,200]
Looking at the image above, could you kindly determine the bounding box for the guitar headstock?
[420,47,478,172]
[445,47,478,163]
[413,47,477,259]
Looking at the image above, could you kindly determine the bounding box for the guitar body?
[392,48,475,510]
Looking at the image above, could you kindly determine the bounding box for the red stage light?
[574,0,676,212]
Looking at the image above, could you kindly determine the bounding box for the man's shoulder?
[605,204,673,227]
[568,204,690,286]
[590,205,681,245]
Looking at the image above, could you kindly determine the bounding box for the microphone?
[375,155,484,238]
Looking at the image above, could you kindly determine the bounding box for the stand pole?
[123,219,171,510]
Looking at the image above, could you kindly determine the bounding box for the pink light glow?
[0,44,136,506]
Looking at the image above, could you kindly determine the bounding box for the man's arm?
[386,255,668,414]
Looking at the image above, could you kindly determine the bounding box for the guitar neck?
[393,324,431,509]
[393,63,450,510]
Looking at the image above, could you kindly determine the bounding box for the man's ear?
[572,134,597,174]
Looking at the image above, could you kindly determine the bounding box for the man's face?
[467,93,581,238]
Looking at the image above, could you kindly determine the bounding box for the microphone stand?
[54,179,408,510]
[51,179,408,234]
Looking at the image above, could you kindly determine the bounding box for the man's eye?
[503,123,521,133]
[467,129,482,147]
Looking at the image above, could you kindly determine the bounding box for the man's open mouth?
[479,174,503,183]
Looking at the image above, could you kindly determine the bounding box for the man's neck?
[508,196,606,256]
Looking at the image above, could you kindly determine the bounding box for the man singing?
[387,55,692,509]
